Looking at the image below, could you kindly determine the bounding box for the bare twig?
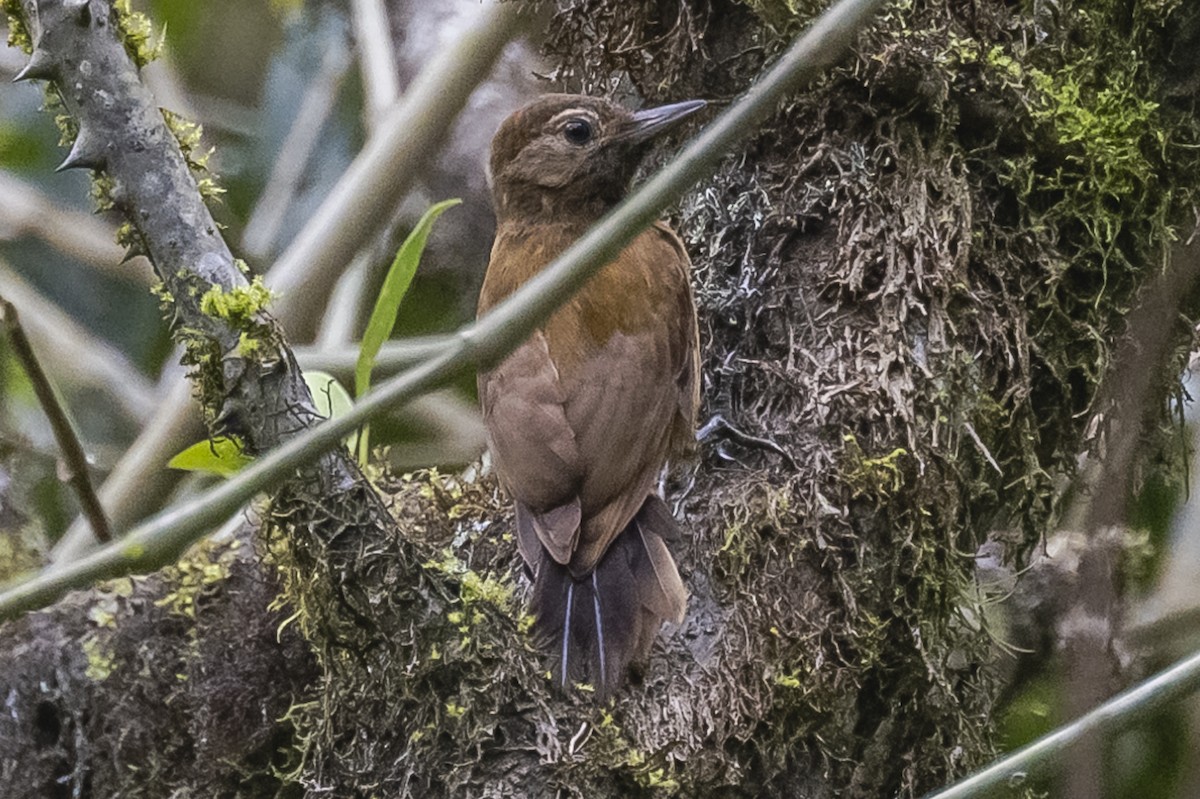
[350,0,400,128]
[296,336,449,378]
[0,171,154,286]
[0,295,110,542]
[241,47,352,262]
[0,263,156,424]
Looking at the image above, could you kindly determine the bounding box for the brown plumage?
[477,94,703,695]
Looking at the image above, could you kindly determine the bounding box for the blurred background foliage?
[3,1,1200,797]
[0,0,537,546]
[988,374,1200,798]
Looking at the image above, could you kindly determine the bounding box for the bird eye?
[562,118,594,145]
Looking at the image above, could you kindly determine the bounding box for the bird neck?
[492,181,625,229]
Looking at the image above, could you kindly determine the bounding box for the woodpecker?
[478,94,703,695]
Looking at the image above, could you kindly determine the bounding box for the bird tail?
[525,495,687,696]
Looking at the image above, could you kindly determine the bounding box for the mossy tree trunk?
[3,1,1200,797]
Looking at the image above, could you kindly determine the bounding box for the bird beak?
[617,99,707,144]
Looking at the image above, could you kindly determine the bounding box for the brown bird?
[477,94,704,695]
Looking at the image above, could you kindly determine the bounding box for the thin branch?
[0,170,154,286]
[0,0,888,619]
[0,262,157,424]
[295,336,450,378]
[0,295,111,542]
[266,1,537,340]
[350,0,400,129]
[241,47,352,262]
[923,646,1200,799]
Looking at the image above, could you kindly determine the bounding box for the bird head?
[488,94,705,225]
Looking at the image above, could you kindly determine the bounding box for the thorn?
[13,49,55,83]
[55,130,106,172]
[64,0,91,23]
[120,245,144,264]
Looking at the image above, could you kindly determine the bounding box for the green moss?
[199,277,274,326]
[176,322,225,412]
[424,547,519,656]
[160,109,224,200]
[1024,60,1166,288]
[2,0,31,52]
[153,538,240,619]
[236,331,262,357]
[90,173,118,211]
[114,0,162,68]
[82,634,116,681]
[45,95,78,149]
[841,435,909,500]
[115,221,141,252]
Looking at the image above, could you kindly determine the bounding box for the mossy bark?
[3,0,1200,797]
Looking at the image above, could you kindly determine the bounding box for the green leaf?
[355,198,460,464]
[304,370,353,420]
[167,436,253,477]
[304,370,358,452]
[168,372,353,478]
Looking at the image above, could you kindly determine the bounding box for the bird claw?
[697,414,796,469]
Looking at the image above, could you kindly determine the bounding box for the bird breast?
[478,220,697,573]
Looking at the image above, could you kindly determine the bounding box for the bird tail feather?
[528,495,687,696]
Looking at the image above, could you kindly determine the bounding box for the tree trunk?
[3,0,1200,797]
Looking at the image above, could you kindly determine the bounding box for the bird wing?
[548,223,699,575]
[653,221,702,457]
[478,330,583,565]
